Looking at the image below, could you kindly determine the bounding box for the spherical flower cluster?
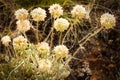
[49,4,63,18]
[100,13,116,29]
[14,8,29,20]
[53,45,69,58]
[53,18,70,32]
[30,7,46,21]
[16,20,31,32]
[39,59,52,72]
[13,35,28,50]
[36,42,50,55]
[71,5,86,19]
[1,35,11,46]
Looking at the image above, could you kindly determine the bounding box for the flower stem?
[62,25,72,45]
[44,27,53,42]
[59,32,62,45]
[73,27,103,56]
[36,21,39,43]
[7,60,24,80]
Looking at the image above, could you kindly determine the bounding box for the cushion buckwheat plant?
[100,13,116,29]
[53,45,69,59]
[1,35,11,47]
[0,3,116,80]
[16,20,31,32]
[38,59,52,73]
[13,35,28,51]
[53,18,70,32]
[30,7,46,22]
[36,42,50,56]
[14,8,29,20]
[49,4,63,18]
[71,5,87,19]
[6,38,71,80]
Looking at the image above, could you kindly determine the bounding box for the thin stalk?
[44,27,53,42]
[9,45,16,57]
[78,33,92,44]
[44,18,55,42]
[59,32,62,45]
[61,19,78,44]
[9,45,14,57]
[50,30,54,48]
[73,27,103,56]
[7,60,24,80]
[36,21,39,43]
[62,0,68,6]
[7,46,12,58]
[31,53,39,66]
[23,32,27,39]
[62,24,73,44]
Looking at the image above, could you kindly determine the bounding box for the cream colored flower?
[36,42,50,55]
[30,7,46,21]
[14,8,29,20]
[13,35,28,50]
[49,4,63,18]
[53,18,70,32]
[100,13,116,29]
[39,59,52,72]
[1,35,11,46]
[53,45,69,58]
[16,20,31,32]
[71,5,86,19]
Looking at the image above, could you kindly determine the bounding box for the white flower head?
[49,4,63,18]
[36,42,50,55]
[53,18,70,32]
[71,5,86,19]
[100,13,116,29]
[16,20,31,32]
[14,8,29,20]
[39,59,52,72]
[1,35,11,46]
[13,35,28,50]
[53,45,69,58]
[30,7,46,21]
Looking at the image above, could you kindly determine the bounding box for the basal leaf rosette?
[53,18,70,32]
[71,5,87,19]
[100,13,116,29]
[13,35,28,51]
[49,4,63,19]
[53,45,69,59]
[30,7,46,22]
[14,8,29,20]
[16,20,31,32]
[1,35,11,47]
